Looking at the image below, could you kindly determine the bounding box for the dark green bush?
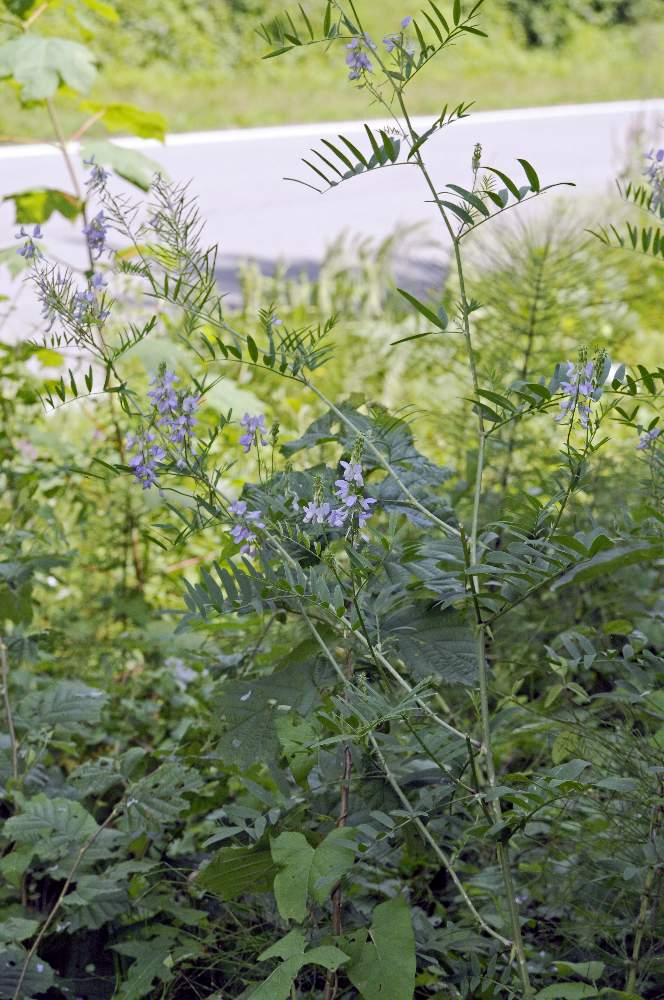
[506,0,662,46]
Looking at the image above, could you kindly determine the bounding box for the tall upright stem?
[0,638,18,783]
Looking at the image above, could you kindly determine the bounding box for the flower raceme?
[302,459,377,533]
[229,499,265,556]
[556,360,599,429]
[128,369,200,488]
[345,35,376,80]
[637,427,661,451]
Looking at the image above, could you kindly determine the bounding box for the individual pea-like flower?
[126,432,166,490]
[229,498,265,555]
[346,35,376,79]
[556,359,597,429]
[303,501,332,524]
[15,225,43,260]
[83,211,108,260]
[239,412,268,453]
[636,427,661,450]
[358,496,377,528]
[71,272,110,325]
[383,16,414,53]
[340,460,363,485]
[83,155,111,191]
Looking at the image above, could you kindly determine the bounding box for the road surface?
[1,99,663,332]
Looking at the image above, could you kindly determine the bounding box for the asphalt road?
[1,99,663,333]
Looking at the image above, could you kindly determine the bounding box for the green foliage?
[1,2,663,999]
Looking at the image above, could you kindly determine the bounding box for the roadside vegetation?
[0,2,663,999]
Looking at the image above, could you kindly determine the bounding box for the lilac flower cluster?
[15,225,43,260]
[127,369,200,489]
[302,460,377,532]
[556,360,596,429]
[72,272,110,326]
[346,34,376,79]
[239,412,268,453]
[229,499,264,556]
[645,147,664,208]
[126,432,166,490]
[83,211,108,260]
[383,15,413,53]
[148,369,200,466]
[637,427,661,451]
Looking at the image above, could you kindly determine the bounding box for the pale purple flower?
[637,427,661,450]
[83,155,111,190]
[340,460,363,485]
[83,211,108,259]
[358,496,377,528]
[239,412,268,453]
[556,360,597,429]
[15,225,42,260]
[148,370,179,414]
[230,498,264,554]
[346,36,375,79]
[127,433,166,490]
[401,15,412,28]
[327,508,348,528]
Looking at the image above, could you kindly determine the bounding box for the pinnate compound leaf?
[4,188,84,225]
[17,680,106,729]
[387,607,477,685]
[0,35,97,100]
[80,140,163,191]
[344,895,415,1000]
[552,543,664,591]
[197,844,279,900]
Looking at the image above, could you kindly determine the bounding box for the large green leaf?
[251,930,348,1000]
[0,35,97,100]
[1,0,36,17]
[4,188,84,225]
[271,828,358,921]
[0,946,55,999]
[344,895,416,1000]
[81,101,167,141]
[552,543,664,591]
[197,843,278,901]
[80,139,163,191]
[4,795,98,851]
[271,832,314,922]
[386,607,477,686]
[214,659,319,773]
